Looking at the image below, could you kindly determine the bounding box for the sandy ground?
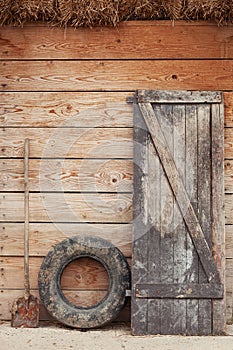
[1,322,233,350]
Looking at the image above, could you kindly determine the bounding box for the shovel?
[11,138,39,328]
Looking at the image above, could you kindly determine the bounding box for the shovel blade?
[11,294,39,328]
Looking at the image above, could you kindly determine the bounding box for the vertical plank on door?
[132,102,149,335]
[211,103,225,334]
[173,105,186,334]
[156,105,174,334]
[147,135,161,335]
[197,104,212,335]
[185,105,199,335]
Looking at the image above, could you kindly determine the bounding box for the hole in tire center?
[60,257,110,308]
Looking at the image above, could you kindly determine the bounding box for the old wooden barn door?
[132,90,225,335]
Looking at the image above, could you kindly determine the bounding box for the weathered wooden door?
[132,90,225,335]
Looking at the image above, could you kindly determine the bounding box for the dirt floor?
[1,322,233,350]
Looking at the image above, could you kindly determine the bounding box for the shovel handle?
[24,138,30,298]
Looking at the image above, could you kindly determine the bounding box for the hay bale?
[118,1,165,21]
[57,0,119,27]
[0,0,55,26]
[57,0,165,27]
[207,0,233,24]
[0,0,232,26]
[185,0,233,24]
[162,0,184,20]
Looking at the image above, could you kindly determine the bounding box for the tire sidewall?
[38,235,130,328]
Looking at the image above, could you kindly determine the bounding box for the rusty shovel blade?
[11,294,39,328]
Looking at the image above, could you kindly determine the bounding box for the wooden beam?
[0,222,132,257]
[0,92,231,128]
[0,256,131,290]
[224,129,233,159]
[0,159,133,192]
[0,192,132,222]
[1,123,233,159]
[225,260,233,306]
[224,160,233,193]
[137,90,222,103]
[225,196,233,225]
[224,93,233,127]
[211,103,225,334]
[0,60,232,92]
[131,102,150,335]
[226,291,233,323]
[136,283,223,299]
[185,104,199,334]
[0,128,133,159]
[0,22,232,59]
[0,257,108,290]
[0,92,132,128]
[226,259,233,282]
[226,226,233,258]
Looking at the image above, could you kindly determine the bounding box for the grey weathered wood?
[186,299,198,334]
[132,90,225,336]
[173,105,186,334]
[136,283,224,299]
[197,104,212,335]
[137,90,222,104]
[185,105,199,335]
[131,102,149,335]
[138,102,221,285]
[147,129,161,335]
[211,102,226,335]
[156,104,174,335]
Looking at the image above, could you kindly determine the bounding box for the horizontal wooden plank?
[0,159,133,192]
[0,257,107,290]
[225,92,233,127]
[224,129,233,159]
[136,283,223,299]
[225,160,233,193]
[0,223,132,257]
[0,92,231,128]
[0,123,231,160]
[0,128,133,158]
[137,90,222,103]
[0,289,130,322]
[2,118,232,162]
[0,193,132,222]
[0,22,232,59]
[225,196,233,225]
[226,258,233,277]
[0,256,131,290]
[226,259,233,292]
[0,60,232,92]
[0,92,132,128]
[226,292,233,323]
[226,226,233,258]
[0,91,231,133]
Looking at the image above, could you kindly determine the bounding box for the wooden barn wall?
[0,21,233,324]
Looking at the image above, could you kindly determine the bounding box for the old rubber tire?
[38,235,130,328]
